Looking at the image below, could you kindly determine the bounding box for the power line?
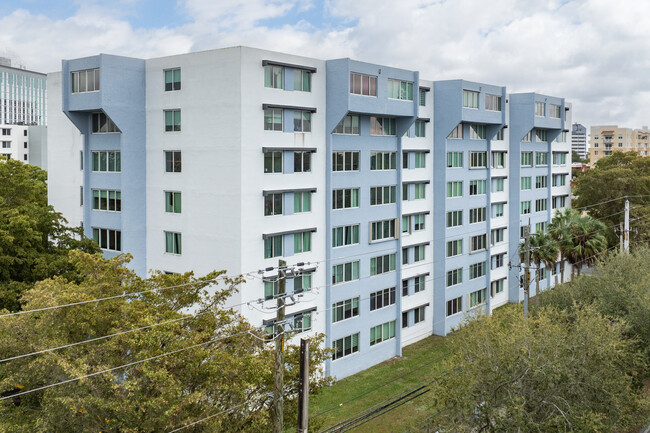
[167,401,251,432]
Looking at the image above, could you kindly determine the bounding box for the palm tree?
[520,231,559,304]
[549,208,578,282]
[566,214,608,276]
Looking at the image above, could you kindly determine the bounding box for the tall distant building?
[571,123,587,160]
[589,125,650,165]
[47,47,573,378]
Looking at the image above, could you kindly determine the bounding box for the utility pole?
[297,337,310,433]
[619,222,624,253]
[624,199,630,253]
[523,225,531,319]
[273,259,287,433]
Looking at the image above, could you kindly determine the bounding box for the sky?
[0,0,648,129]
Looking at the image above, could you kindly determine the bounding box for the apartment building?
[47,47,572,378]
[590,125,650,165]
[572,123,587,160]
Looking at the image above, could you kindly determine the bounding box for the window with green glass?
[165,231,182,255]
[294,70,311,92]
[264,235,283,258]
[447,151,463,168]
[164,110,181,132]
[370,253,396,276]
[388,79,413,100]
[264,65,283,89]
[264,108,283,131]
[165,191,181,213]
[332,261,360,285]
[294,231,311,254]
[264,150,282,173]
[164,68,181,91]
[294,191,311,213]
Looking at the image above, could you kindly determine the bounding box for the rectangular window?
[520,201,531,215]
[332,297,360,322]
[264,235,283,258]
[71,68,100,93]
[294,151,311,173]
[492,177,504,192]
[332,188,359,209]
[164,68,181,91]
[1,129,9,135]
[264,108,283,131]
[370,151,396,170]
[521,151,533,167]
[469,124,486,140]
[413,213,425,231]
[264,65,284,89]
[448,124,463,139]
[165,231,182,255]
[264,150,283,173]
[92,189,121,212]
[550,104,561,118]
[92,228,121,251]
[463,90,479,109]
[447,181,463,198]
[419,88,426,106]
[1,141,10,148]
[521,177,531,190]
[553,152,567,165]
[332,334,359,360]
[446,297,462,316]
[536,175,548,189]
[495,128,504,140]
[333,115,360,135]
[536,129,547,142]
[536,198,548,212]
[447,239,462,257]
[535,222,547,233]
[485,94,502,111]
[414,244,425,262]
[491,227,505,245]
[92,151,121,172]
[469,261,486,280]
[294,70,311,92]
[332,151,359,171]
[469,180,487,196]
[491,253,505,270]
[414,120,426,138]
[387,79,413,100]
[332,224,359,248]
[402,183,409,201]
[413,306,425,324]
[370,320,396,346]
[553,195,568,209]
[293,313,312,333]
[370,287,396,311]
[165,151,182,173]
[469,207,486,224]
[164,110,181,132]
[370,219,397,242]
[469,288,487,308]
[447,151,463,168]
[92,112,119,133]
[552,174,567,187]
[469,151,487,168]
[492,203,504,218]
[470,234,487,252]
[264,193,283,216]
[332,261,360,285]
[294,191,311,213]
[294,231,312,254]
[446,268,462,287]
[414,151,426,168]
[165,191,181,213]
[414,183,426,200]
[350,72,377,96]
[414,275,425,293]
[403,152,409,169]
[447,210,463,227]
[294,111,311,132]
[492,151,506,169]
[370,253,396,276]
[370,117,396,136]
[294,271,312,293]
[535,152,548,166]
[535,101,545,117]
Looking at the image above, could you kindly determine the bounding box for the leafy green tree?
[549,208,578,281]
[0,252,330,432]
[0,159,99,311]
[519,231,559,303]
[425,306,648,433]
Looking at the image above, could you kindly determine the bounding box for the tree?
[425,306,647,433]
[0,252,330,432]
[0,159,99,311]
[549,208,577,281]
[519,231,559,304]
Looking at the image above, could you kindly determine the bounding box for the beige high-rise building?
[589,125,650,165]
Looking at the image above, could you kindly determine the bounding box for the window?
[402,184,409,201]
[370,219,397,242]
[446,268,462,287]
[294,191,311,213]
[294,111,311,132]
[520,201,531,215]
[469,151,487,168]
[370,117,396,136]
[414,151,426,168]
[332,261,360,285]
[294,151,311,173]
[536,199,548,212]
[164,68,181,91]
[521,152,533,167]
[469,180,487,196]
[332,334,359,360]
[1,141,9,148]
[413,306,425,324]
[522,131,532,142]
[164,110,181,132]
[1,129,9,135]
[492,203,504,218]
[264,108,283,131]
[165,191,181,213]
[264,193,283,216]
[521,177,531,190]
[371,185,397,205]
[332,151,359,171]
[165,231,182,255]
[491,227,505,245]
[264,150,283,173]
[491,253,505,270]
[414,183,426,200]
[447,181,463,198]
[402,248,408,265]
[552,174,567,187]
[264,65,283,88]
[463,90,479,109]
[492,151,506,168]
[469,288,487,308]
[447,151,463,168]
[370,151,396,170]
[80,186,83,206]
[370,320,396,346]
[294,231,311,254]
[446,297,462,316]
[350,72,377,96]
[92,228,121,251]
[387,79,413,100]
[485,94,502,111]
[414,244,425,262]
[550,104,561,118]
[92,190,121,212]
[469,207,486,224]
[470,124,486,140]
[23,130,27,137]
[71,68,100,93]
[414,275,425,293]
[536,175,548,189]
[370,287,396,311]
[333,115,360,135]
[495,128,505,140]
[294,272,312,293]
[414,120,426,138]
[332,224,359,247]
[333,297,360,322]
[448,124,463,139]
[469,261,486,279]
[553,152,567,165]
[92,112,119,133]
[492,177,504,192]
[293,313,312,333]
[447,239,462,257]
[536,129,547,142]
[294,70,311,92]
[370,253,396,276]
[264,235,283,258]
[92,151,121,172]
[413,213,425,231]
[553,195,568,209]
[333,188,359,209]
[535,222,546,233]
[535,101,545,117]
[447,210,463,227]
[470,234,487,252]
[419,88,426,106]
[536,152,548,166]
[165,151,181,173]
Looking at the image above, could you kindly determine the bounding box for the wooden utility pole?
[624,199,630,253]
[523,225,531,319]
[297,337,310,433]
[273,259,287,433]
